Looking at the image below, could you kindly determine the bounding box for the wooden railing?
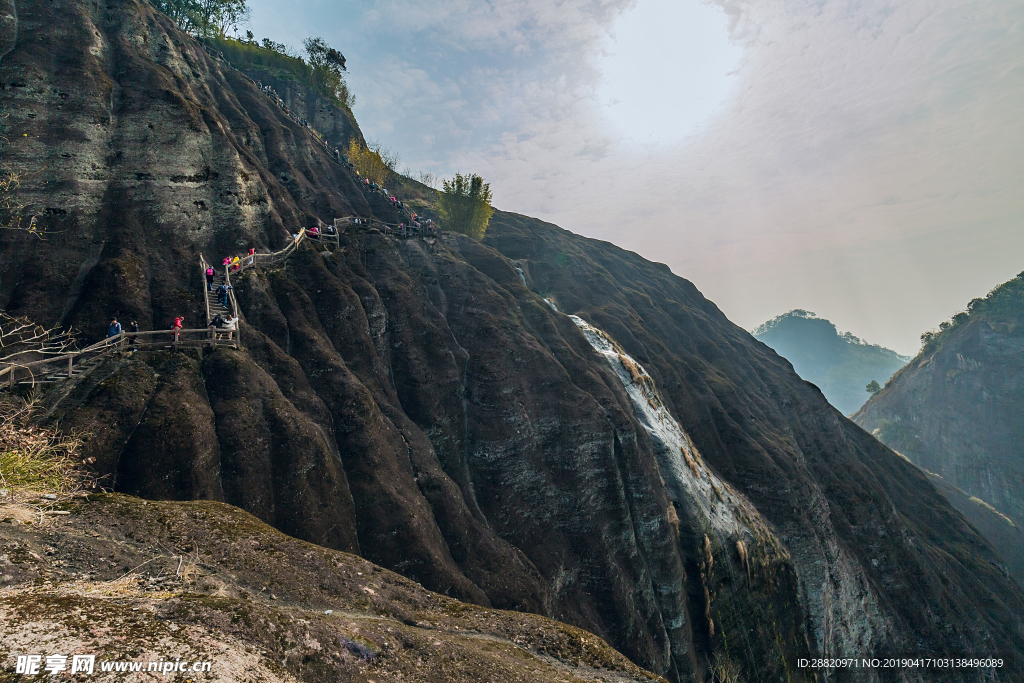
[0,328,237,389]
[200,254,214,324]
[231,228,307,276]
[2,213,439,392]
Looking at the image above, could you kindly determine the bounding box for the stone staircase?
[207,269,232,319]
[1,220,353,391]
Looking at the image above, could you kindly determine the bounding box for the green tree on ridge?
[437,173,493,240]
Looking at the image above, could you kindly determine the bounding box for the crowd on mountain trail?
[254,80,344,161]
[248,79,436,240]
[96,207,434,353]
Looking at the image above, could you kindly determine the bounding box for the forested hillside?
[753,310,909,414]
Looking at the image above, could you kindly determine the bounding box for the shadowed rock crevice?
[202,347,360,553]
[116,353,221,501]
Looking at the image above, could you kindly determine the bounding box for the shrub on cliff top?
[304,37,354,109]
[150,0,249,39]
[919,270,1024,354]
[347,139,400,187]
[204,35,355,110]
[149,0,355,109]
[437,173,494,240]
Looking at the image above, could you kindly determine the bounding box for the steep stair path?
[1,216,438,391]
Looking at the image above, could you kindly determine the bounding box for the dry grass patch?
[0,395,89,500]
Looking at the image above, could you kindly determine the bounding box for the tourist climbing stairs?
[2,220,376,392]
[207,271,231,318]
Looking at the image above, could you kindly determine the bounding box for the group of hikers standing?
[104,311,234,344]
[218,248,255,274]
[106,318,139,346]
[105,317,183,348]
[308,224,337,240]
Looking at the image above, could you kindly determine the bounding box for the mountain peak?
[752,310,909,414]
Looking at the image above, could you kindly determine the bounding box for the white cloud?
[248,0,1024,355]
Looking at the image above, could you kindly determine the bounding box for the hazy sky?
[246,0,1023,356]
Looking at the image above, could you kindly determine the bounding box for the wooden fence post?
[67,355,73,378]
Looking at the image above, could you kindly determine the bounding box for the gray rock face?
[855,317,1024,585]
[2,1,1022,680]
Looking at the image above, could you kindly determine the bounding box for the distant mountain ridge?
[752,310,910,414]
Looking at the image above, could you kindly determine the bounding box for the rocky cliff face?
[854,274,1024,587]
[2,0,1022,680]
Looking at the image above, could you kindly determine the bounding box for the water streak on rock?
[569,314,747,537]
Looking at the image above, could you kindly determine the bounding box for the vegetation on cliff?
[919,270,1024,354]
[204,35,355,110]
[855,270,1024,586]
[149,0,249,39]
[0,395,88,499]
[148,0,355,109]
[438,173,494,239]
[347,139,401,186]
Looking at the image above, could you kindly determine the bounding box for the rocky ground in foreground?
[0,493,663,683]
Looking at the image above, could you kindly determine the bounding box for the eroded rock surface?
[0,494,664,683]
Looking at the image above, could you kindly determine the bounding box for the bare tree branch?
[0,312,76,365]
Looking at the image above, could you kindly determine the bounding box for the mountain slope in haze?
[855,272,1024,586]
[753,310,910,414]
[1,0,1022,680]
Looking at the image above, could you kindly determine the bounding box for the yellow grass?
[0,396,88,500]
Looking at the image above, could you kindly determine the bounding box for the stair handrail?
[234,227,306,275]
[221,265,242,349]
[333,215,438,238]
[1,328,242,386]
[200,255,213,325]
